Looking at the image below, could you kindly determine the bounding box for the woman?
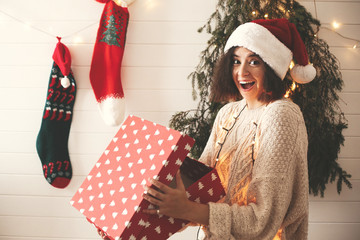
[142,19,316,240]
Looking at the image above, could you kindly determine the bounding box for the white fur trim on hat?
[224,22,292,80]
[290,64,316,84]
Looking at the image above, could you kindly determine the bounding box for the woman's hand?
[97,228,110,239]
[142,170,191,220]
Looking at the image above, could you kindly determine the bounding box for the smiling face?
[232,47,266,109]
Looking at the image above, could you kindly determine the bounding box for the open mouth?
[239,81,255,90]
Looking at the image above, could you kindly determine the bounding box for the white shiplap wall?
[0,0,359,239]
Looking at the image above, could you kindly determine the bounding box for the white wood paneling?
[0,0,359,239]
[309,223,360,240]
[342,70,360,92]
[316,2,360,24]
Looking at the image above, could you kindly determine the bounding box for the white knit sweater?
[199,98,309,240]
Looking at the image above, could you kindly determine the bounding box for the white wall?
[0,0,359,239]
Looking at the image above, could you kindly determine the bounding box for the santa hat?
[224,18,316,84]
[52,37,72,88]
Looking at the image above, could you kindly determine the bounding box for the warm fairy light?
[289,60,295,69]
[284,90,291,98]
[285,82,297,98]
[252,11,256,16]
[273,229,284,240]
[332,21,341,29]
[279,5,287,14]
[145,0,158,9]
[72,36,83,44]
[264,13,269,18]
[113,0,122,5]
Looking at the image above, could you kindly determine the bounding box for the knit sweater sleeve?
[207,100,308,239]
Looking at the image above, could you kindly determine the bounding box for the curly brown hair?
[210,47,286,104]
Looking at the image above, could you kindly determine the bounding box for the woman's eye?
[250,59,260,65]
[233,59,241,65]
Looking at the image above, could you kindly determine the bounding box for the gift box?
[71,115,225,240]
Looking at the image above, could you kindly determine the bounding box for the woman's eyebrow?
[232,53,260,58]
[249,53,260,58]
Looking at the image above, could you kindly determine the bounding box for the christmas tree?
[100,13,121,47]
[169,0,351,197]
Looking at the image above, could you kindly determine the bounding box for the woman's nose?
[237,63,249,77]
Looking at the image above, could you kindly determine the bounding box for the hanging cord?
[320,26,360,44]
[312,0,360,47]
[251,121,258,165]
[313,0,318,19]
[0,9,98,40]
[196,225,202,240]
[195,104,253,239]
[214,104,246,168]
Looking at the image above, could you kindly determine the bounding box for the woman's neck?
[246,100,266,110]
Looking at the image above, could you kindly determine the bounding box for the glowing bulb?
[72,36,83,44]
[113,0,121,5]
[264,13,269,18]
[284,90,290,98]
[332,21,340,29]
[291,82,297,91]
[145,0,157,9]
[252,11,256,16]
[289,60,295,69]
[353,44,358,49]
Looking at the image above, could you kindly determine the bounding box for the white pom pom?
[290,64,316,84]
[61,76,71,88]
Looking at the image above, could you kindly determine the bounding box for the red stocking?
[90,0,129,126]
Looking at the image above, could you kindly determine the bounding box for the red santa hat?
[52,37,72,88]
[224,18,316,84]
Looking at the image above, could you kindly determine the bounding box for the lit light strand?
[0,8,98,41]
[284,82,297,98]
[312,0,359,49]
[252,1,360,49]
[320,26,359,49]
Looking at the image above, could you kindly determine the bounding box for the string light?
[284,82,297,98]
[284,91,290,98]
[72,36,84,44]
[289,60,295,69]
[264,13,269,18]
[331,21,341,29]
[312,0,359,49]
[145,0,158,10]
[0,8,98,40]
[320,26,360,49]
